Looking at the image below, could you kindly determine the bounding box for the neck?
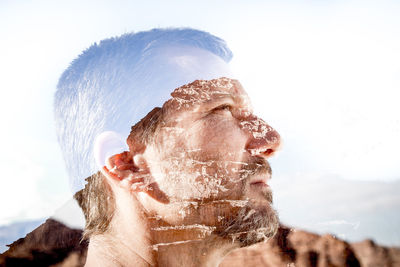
[150,221,237,267]
[86,219,237,267]
[85,191,155,267]
[85,193,239,267]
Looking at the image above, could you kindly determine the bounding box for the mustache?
[240,156,272,178]
[239,157,273,203]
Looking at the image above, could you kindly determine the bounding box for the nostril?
[245,133,281,158]
[265,149,274,156]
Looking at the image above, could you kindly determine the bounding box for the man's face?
[141,77,280,245]
[148,78,280,200]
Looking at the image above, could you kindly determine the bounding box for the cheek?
[152,117,249,200]
[187,116,246,159]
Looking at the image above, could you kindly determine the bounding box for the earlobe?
[95,131,170,204]
[101,151,170,204]
[94,130,148,189]
[102,151,145,187]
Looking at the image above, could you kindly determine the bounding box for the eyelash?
[212,104,232,112]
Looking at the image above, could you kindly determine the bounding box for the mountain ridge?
[1,218,399,266]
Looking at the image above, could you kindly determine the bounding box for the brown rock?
[221,226,360,267]
[0,219,87,267]
[351,239,400,267]
[1,220,399,267]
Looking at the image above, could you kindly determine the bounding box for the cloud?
[0,137,70,226]
[316,220,360,230]
[0,153,44,225]
[52,198,85,230]
[271,173,400,246]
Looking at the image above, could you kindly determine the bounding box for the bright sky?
[0,0,399,245]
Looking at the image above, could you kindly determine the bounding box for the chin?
[215,197,279,247]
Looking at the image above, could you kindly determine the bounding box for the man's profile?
[54,28,281,266]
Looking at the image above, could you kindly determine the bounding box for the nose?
[240,115,281,158]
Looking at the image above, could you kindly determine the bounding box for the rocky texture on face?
[1,219,399,267]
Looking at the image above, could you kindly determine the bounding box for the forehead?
[163,77,251,113]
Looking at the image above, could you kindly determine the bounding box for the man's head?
[55,28,233,192]
[55,28,280,247]
[113,77,281,246]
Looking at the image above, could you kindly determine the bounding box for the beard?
[213,157,279,247]
[214,198,279,247]
[155,147,279,246]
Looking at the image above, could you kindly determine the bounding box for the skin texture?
[85,78,281,267]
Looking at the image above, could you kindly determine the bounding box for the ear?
[94,131,169,204]
[101,151,145,188]
[102,151,169,204]
[94,131,128,169]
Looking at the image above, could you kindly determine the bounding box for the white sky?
[0,0,399,245]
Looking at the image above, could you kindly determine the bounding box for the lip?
[250,182,269,189]
[249,174,270,187]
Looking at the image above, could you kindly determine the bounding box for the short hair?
[55,28,233,238]
[75,107,163,239]
[54,28,233,193]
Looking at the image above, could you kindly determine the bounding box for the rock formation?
[1,219,399,267]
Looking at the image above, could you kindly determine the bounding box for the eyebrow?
[207,93,235,104]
